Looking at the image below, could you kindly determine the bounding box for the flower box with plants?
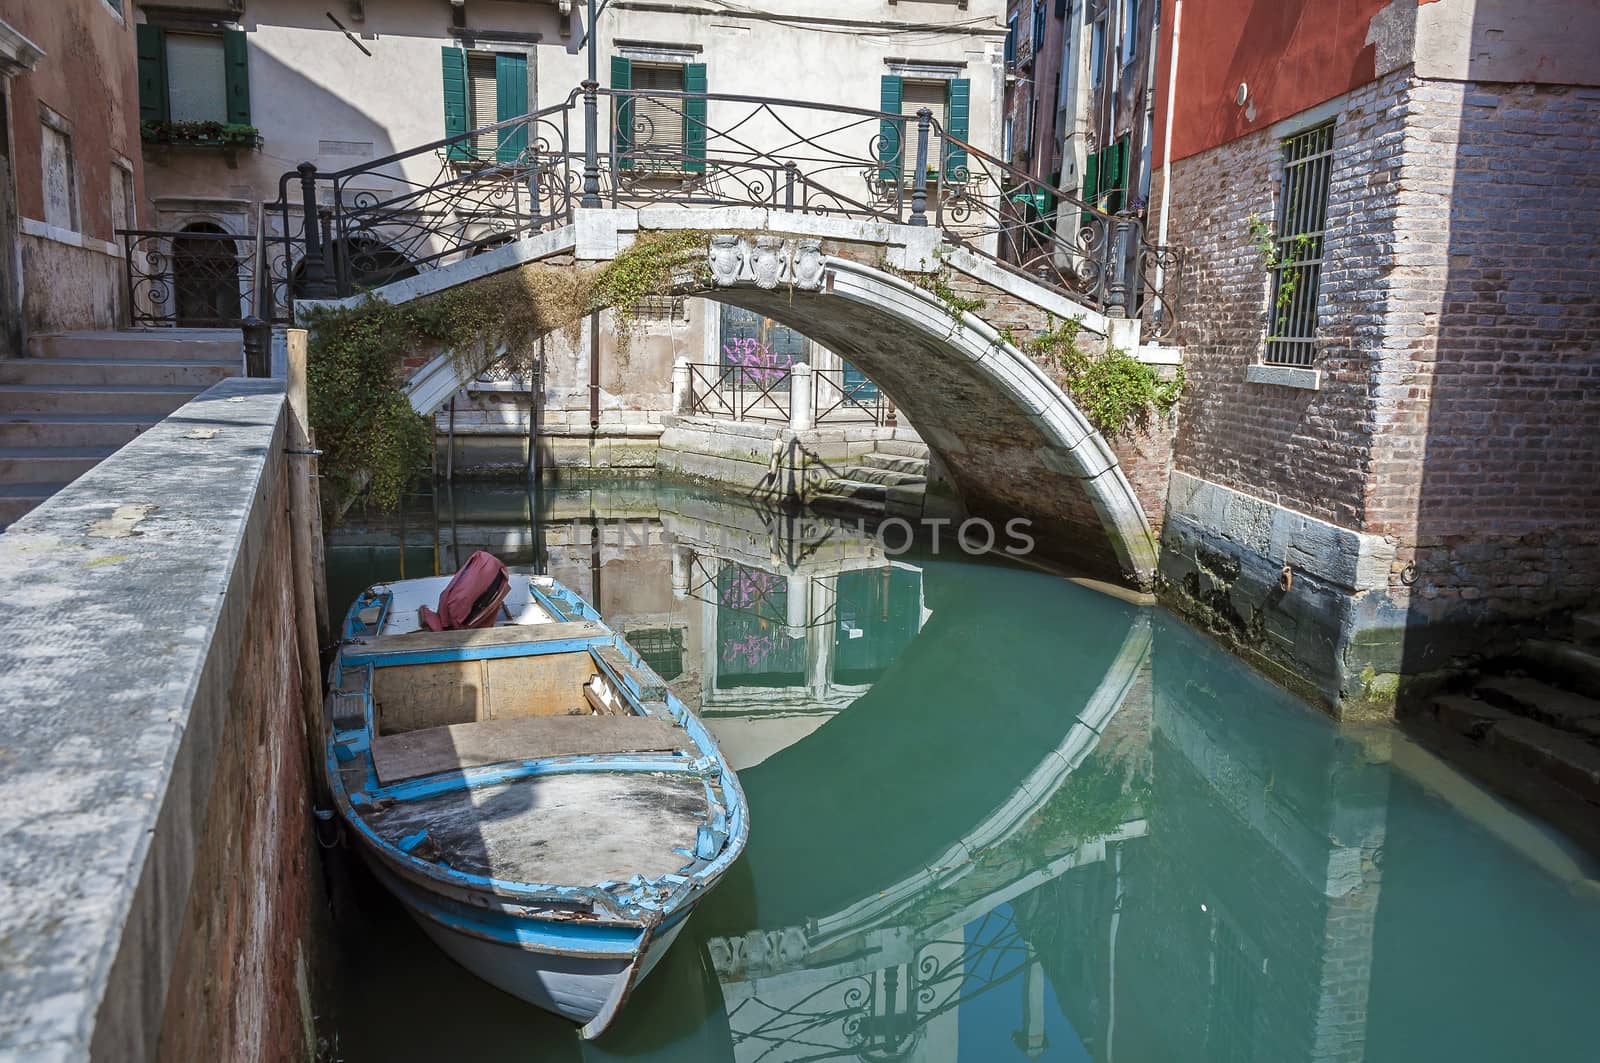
[140,120,262,150]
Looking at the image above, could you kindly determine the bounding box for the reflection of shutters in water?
[715,564,805,688]
[832,567,921,684]
[173,223,241,326]
[626,627,685,681]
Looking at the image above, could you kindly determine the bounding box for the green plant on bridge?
[303,232,714,513]
[880,249,987,319]
[1008,317,1184,438]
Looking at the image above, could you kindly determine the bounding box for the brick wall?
[1154,69,1413,530]
[1379,79,1600,620]
[156,476,317,1062]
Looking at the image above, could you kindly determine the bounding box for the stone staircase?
[811,441,929,519]
[0,331,241,528]
[1419,610,1600,854]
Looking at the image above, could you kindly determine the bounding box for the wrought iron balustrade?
[275,87,1181,338]
[118,228,259,328]
[684,362,892,427]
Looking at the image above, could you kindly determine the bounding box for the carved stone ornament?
[704,233,826,291]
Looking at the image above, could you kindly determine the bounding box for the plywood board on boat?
[361,772,706,884]
[373,650,608,733]
[354,620,607,660]
[371,714,693,784]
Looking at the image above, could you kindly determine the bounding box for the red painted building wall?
[1152,0,1393,166]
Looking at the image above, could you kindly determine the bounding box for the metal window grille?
[1264,121,1334,366]
[625,627,684,681]
[633,294,687,321]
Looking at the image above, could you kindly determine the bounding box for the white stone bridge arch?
[302,208,1164,587]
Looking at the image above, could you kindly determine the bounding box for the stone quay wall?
[1151,66,1600,715]
[0,380,319,1061]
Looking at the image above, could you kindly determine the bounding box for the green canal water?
[318,480,1600,1063]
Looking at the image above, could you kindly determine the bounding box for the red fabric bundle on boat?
[419,551,512,631]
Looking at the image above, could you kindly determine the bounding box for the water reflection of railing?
[726,908,1032,1063]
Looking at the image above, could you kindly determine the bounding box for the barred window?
[1264,121,1333,366]
[633,295,687,321]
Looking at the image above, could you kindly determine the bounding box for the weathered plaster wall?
[0,379,318,1060]
[0,0,143,335]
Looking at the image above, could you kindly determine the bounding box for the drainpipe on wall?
[588,311,601,429]
[1157,0,1182,271]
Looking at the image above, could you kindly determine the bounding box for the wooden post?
[286,329,330,803]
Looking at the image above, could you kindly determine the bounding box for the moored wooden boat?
[323,566,748,1038]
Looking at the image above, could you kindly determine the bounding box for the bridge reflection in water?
[321,482,1600,1063]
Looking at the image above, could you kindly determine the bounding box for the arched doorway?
[172,222,242,326]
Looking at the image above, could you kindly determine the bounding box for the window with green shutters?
[135,26,251,131]
[440,47,529,164]
[1080,135,1129,218]
[879,75,969,187]
[611,57,707,173]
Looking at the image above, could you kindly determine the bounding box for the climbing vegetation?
[302,231,713,513]
[1004,316,1185,438]
[1247,212,1314,333]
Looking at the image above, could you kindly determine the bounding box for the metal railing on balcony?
[267,86,1180,339]
[684,362,892,427]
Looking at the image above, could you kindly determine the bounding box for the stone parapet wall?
[0,379,318,1060]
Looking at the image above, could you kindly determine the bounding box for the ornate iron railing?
[684,362,891,426]
[274,87,1181,338]
[118,228,259,327]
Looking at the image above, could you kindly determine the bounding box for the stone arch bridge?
[302,208,1179,588]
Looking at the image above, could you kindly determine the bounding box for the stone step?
[0,482,65,530]
[1515,640,1600,701]
[0,358,235,389]
[872,438,928,458]
[1476,676,1600,739]
[821,478,889,503]
[1431,694,1517,741]
[1484,716,1600,806]
[25,330,244,363]
[0,447,113,486]
[0,415,157,448]
[809,491,887,518]
[0,384,198,417]
[1575,611,1600,648]
[862,452,928,476]
[840,465,926,488]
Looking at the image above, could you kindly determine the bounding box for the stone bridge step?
[0,384,200,417]
[1512,640,1600,701]
[1476,677,1600,739]
[862,452,928,476]
[0,447,115,486]
[1575,611,1600,647]
[0,482,65,530]
[0,415,158,448]
[823,478,889,503]
[0,358,235,389]
[841,466,926,488]
[25,330,244,363]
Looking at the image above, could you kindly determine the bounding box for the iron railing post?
[910,107,932,226]
[296,163,333,298]
[784,161,797,212]
[1106,217,1130,316]
[241,316,271,378]
[581,0,601,208]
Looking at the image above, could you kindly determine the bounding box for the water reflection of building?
[705,617,1155,1063]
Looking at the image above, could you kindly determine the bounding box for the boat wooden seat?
[347,620,609,664]
[370,713,692,784]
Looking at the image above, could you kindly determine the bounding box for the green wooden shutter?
[682,62,707,174]
[1106,135,1129,212]
[495,53,528,162]
[879,75,903,183]
[611,56,633,170]
[943,78,970,181]
[135,25,168,124]
[1081,150,1099,222]
[442,47,469,160]
[222,30,251,125]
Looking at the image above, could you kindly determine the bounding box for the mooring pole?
[286,329,330,804]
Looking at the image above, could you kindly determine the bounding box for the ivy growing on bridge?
[302,231,712,513]
[1005,317,1185,438]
